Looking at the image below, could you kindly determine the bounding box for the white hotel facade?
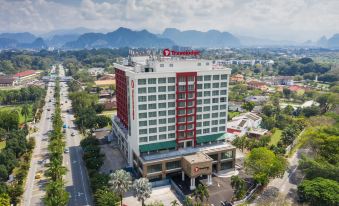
[112,54,236,188]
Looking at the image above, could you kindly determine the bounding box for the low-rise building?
[247,80,268,91]
[89,67,105,77]
[0,76,18,87]
[230,74,244,83]
[244,96,269,105]
[264,76,294,86]
[14,70,39,84]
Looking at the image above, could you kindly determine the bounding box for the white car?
[64,149,69,154]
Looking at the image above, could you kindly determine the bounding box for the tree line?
[0,86,45,105]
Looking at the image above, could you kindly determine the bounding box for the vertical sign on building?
[131,80,135,120]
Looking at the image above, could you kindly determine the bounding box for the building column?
[207,174,212,185]
[182,171,185,181]
[190,177,196,190]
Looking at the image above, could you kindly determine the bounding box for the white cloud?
[0,0,338,41]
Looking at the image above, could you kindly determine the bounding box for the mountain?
[0,37,47,49]
[0,32,37,43]
[238,35,298,47]
[316,36,328,47]
[161,28,241,48]
[42,27,99,38]
[64,27,175,49]
[47,34,80,47]
[327,34,339,48]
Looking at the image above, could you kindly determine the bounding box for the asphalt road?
[22,65,92,206]
[59,65,93,206]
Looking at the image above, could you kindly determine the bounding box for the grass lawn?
[269,129,282,146]
[0,140,6,151]
[0,104,34,124]
[99,109,117,118]
[228,111,240,119]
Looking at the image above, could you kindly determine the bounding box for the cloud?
[0,0,338,41]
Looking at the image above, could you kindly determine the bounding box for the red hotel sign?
[163,48,200,56]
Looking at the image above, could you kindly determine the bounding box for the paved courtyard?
[99,144,127,174]
[123,185,181,206]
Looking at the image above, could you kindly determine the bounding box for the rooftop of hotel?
[114,56,231,74]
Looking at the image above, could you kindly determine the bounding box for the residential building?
[227,112,267,138]
[230,74,244,83]
[14,70,39,84]
[264,76,294,86]
[247,80,268,91]
[0,76,18,87]
[88,67,105,77]
[244,95,269,105]
[94,79,116,88]
[112,56,235,189]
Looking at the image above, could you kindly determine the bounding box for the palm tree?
[183,196,193,206]
[170,200,180,206]
[193,184,209,204]
[21,104,30,124]
[109,169,132,206]
[133,178,152,206]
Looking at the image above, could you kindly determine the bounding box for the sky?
[1,0,339,42]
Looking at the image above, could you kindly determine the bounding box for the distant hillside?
[0,37,47,49]
[47,34,80,47]
[161,28,241,48]
[327,34,339,48]
[0,32,36,43]
[64,27,175,49]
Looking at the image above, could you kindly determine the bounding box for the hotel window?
[149,128,157,134]
[187,109,194,115]
[159,103,166,108]
[204,99,210,104]
[221,82,227,87]
[213,83,219,88]
[148,87,156,93]
[221,74,227,80]
[139,137,147,143]
[220,90,227,95]
[220,112,226,117]
[139,121,147,127]
[220,97,226,102]
[212,113,218,118]
[203,121,210,126]
[197,122,202,127]
[148,95,156,101]
[212,98,219,104]
[187,101,194,107]
[206,62,210,66]
[221,151,233,159]
[168,133,175,138]
[188,76,194,82]
[159,111,166,116]
[168,102,175,107]
[169,64,174,67]
[168,94,175,100]
[213,90,219,96]
[158,94,166,101]
[166,160,181,170]
[196,129,202,135]
[139,113,147,119]
[187,131,194,137]
[139,129,147,134]
[159,126,167,132]
[178,93,185,99]
[178,125,185,131]
[204,83,211,89]
[204,106,210,111]
[147,164,162,173]
[204,75,211,81]
[203,114,210,119]
[138,88,146,93]
[179,76,185,82]
[219,119,226,124]
[213,75,220,80]
[160,64,164,67]
[149,112,156,117]
[159,134,167,140]
[203,128,210,134]
[168,77,175,83]
[159,118,167,124]
[148,103,156,110]
[178,117,185,123]
[168,125,175,131]
[138,96,147,102]
[138,79,146,85]
[158,86,166,92]
[178,102,186,108]
[197,62,201,66]
[198,92,202,97]
[148,78,156,84]
[158,78,166,84]
[212,127,218,132]
[197,115,202,120]
[168,117,175,123]
[178,110,185,115]
[179,85,186,91]
[139,105,147,110]
[220,104,227,110]
[212,105,218,111]
[197,107,202,112]
[168,110,175,115]
[197,84,202,89]
[212,120,218,125]
[197,99,202,105]
[168,86,175,91]
[149,135,157,141]
[188,85,194,91]
[149,120,156,126]
[197,76,203,81]
[187,124,193,130]
[204,91,211,96]
[219,126,226,131]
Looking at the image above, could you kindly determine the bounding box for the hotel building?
[112,55,236,189]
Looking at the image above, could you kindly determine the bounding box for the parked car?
[64,148,69,154]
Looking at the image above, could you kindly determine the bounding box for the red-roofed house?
[288,85,308,95]
[247,80,268,91]
[14,70,39,84]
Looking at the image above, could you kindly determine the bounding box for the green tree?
[230,175,246,200]
[94,188,120,206]
[0,164,8,181]
[21,104,30,124]
[0,193,10,206]
[244,147,287,185]
[133,178,152,206]
[298,177,339,206]
[282,105,294,115]
[109,169,132,206]
[170,200,180,206]
[44,180,69,206]
[241,102,255,112]
[282,88,292,99]
[193,184,209,203]
[232,136,249,152]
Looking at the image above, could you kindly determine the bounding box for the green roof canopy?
[197,133,227,144]
[139,140,176,153]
